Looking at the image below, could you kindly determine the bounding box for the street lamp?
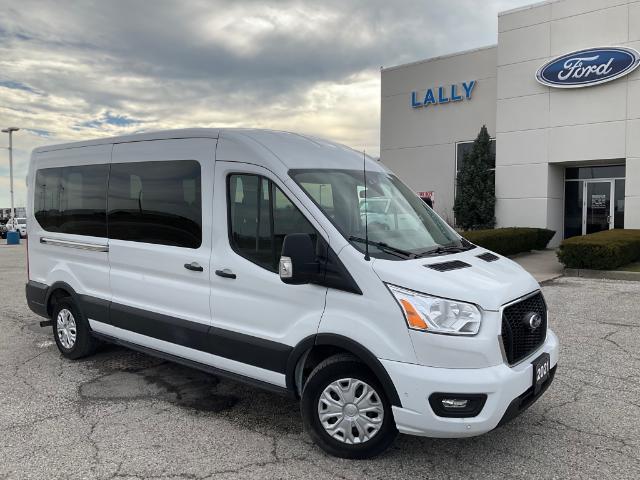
[2,127,19,230]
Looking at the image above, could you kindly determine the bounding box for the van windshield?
[290,169,470,260]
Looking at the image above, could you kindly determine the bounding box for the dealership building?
[381,0,640,245]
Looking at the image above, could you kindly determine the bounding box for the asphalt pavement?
[1,244,639,479]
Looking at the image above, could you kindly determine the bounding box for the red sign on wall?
[417,191,435,208]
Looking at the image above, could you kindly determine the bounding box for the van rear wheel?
[301,354,397,459]
[52,298,98,359]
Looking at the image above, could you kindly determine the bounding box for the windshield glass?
[291,169,464,260]
[17,219,26,225]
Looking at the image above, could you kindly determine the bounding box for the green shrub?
[557,229,640,270]
[534,228,556,250]
[462,227,556,256]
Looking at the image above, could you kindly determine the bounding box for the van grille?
[501,292,547,365]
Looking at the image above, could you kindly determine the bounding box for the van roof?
[32,128,384,172]
[32,128,222,153]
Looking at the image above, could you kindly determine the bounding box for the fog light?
[441,398,469,409]
[429,393,487,418]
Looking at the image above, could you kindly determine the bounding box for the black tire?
[51,298,98,360]
[301,354,398,459]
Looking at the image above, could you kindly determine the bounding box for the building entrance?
[563,165,625,239]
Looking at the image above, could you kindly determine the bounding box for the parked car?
[25,129,558,458]
[6,217,27,238]
[0,222,7,239]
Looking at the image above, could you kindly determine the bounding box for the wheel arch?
[45,281,82,317]
[286,333,402,407]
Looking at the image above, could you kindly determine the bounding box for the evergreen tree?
[453,125,496,230]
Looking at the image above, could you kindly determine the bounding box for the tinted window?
[229,174,316,271]
[565,165,625,180]
[108,161,202,248]
[614,179,625,229]
[35,165,109,236]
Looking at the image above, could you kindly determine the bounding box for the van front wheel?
[52,298,98,360]
[301,354,398,459]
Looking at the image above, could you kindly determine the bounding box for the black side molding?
[107,301,292,374]
[91,331,293,398]
[26,281,49,318]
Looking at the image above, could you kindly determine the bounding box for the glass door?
[584,181,613,235]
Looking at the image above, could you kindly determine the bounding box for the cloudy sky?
[0,0,532,208]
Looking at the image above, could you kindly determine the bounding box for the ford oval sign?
[535,46,640,88]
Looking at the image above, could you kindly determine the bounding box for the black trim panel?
[107,302,292,374]
[92,331,292,397]
[26,281,48,318]
[79,295,110,323]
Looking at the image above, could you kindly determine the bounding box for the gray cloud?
[0,0,532,206]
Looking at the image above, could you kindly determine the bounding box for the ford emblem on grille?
[524,312,542,330]
[535,46,640,88]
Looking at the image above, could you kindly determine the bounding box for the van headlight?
[387,284,481,335]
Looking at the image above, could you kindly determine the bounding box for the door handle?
[184,262,204,272]
[215,269,236,279]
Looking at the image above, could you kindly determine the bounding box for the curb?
[538,274,564,285]
[564,268,640,282]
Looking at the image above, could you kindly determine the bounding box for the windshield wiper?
[348,236,416,259]
[418,242,476,257]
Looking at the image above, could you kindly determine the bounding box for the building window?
[454,139,496,208]
[228,174,317,272]
[455,139,496,180]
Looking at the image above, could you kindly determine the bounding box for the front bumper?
[382,329,559,438]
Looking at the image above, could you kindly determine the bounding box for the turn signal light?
[399,299,428,330]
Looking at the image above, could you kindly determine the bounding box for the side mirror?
[279,233,318,285]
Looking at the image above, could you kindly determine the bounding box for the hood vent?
[425,260,471,272]
[477,252,499,262]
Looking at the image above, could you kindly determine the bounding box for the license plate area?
[532,352,550,395]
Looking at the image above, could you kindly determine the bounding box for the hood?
[371,248,540,311]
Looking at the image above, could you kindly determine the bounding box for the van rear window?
[35,164,109,237]
[34,160,202,248]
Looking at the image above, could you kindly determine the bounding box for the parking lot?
[1,244,639,479]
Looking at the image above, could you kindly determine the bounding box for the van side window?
[35,164,109,237]
[108,160,202,249]
[228,174,316,272]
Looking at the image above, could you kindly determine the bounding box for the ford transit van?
[25,129,558,458]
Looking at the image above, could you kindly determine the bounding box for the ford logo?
[524,312,543,330]
[535,46,640,88]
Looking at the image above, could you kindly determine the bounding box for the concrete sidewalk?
[510,249,564,283]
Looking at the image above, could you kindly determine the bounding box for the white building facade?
[381,0,640,245]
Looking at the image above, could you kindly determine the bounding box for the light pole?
[2,127,19,230]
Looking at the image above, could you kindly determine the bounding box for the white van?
[25,129,558,458]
